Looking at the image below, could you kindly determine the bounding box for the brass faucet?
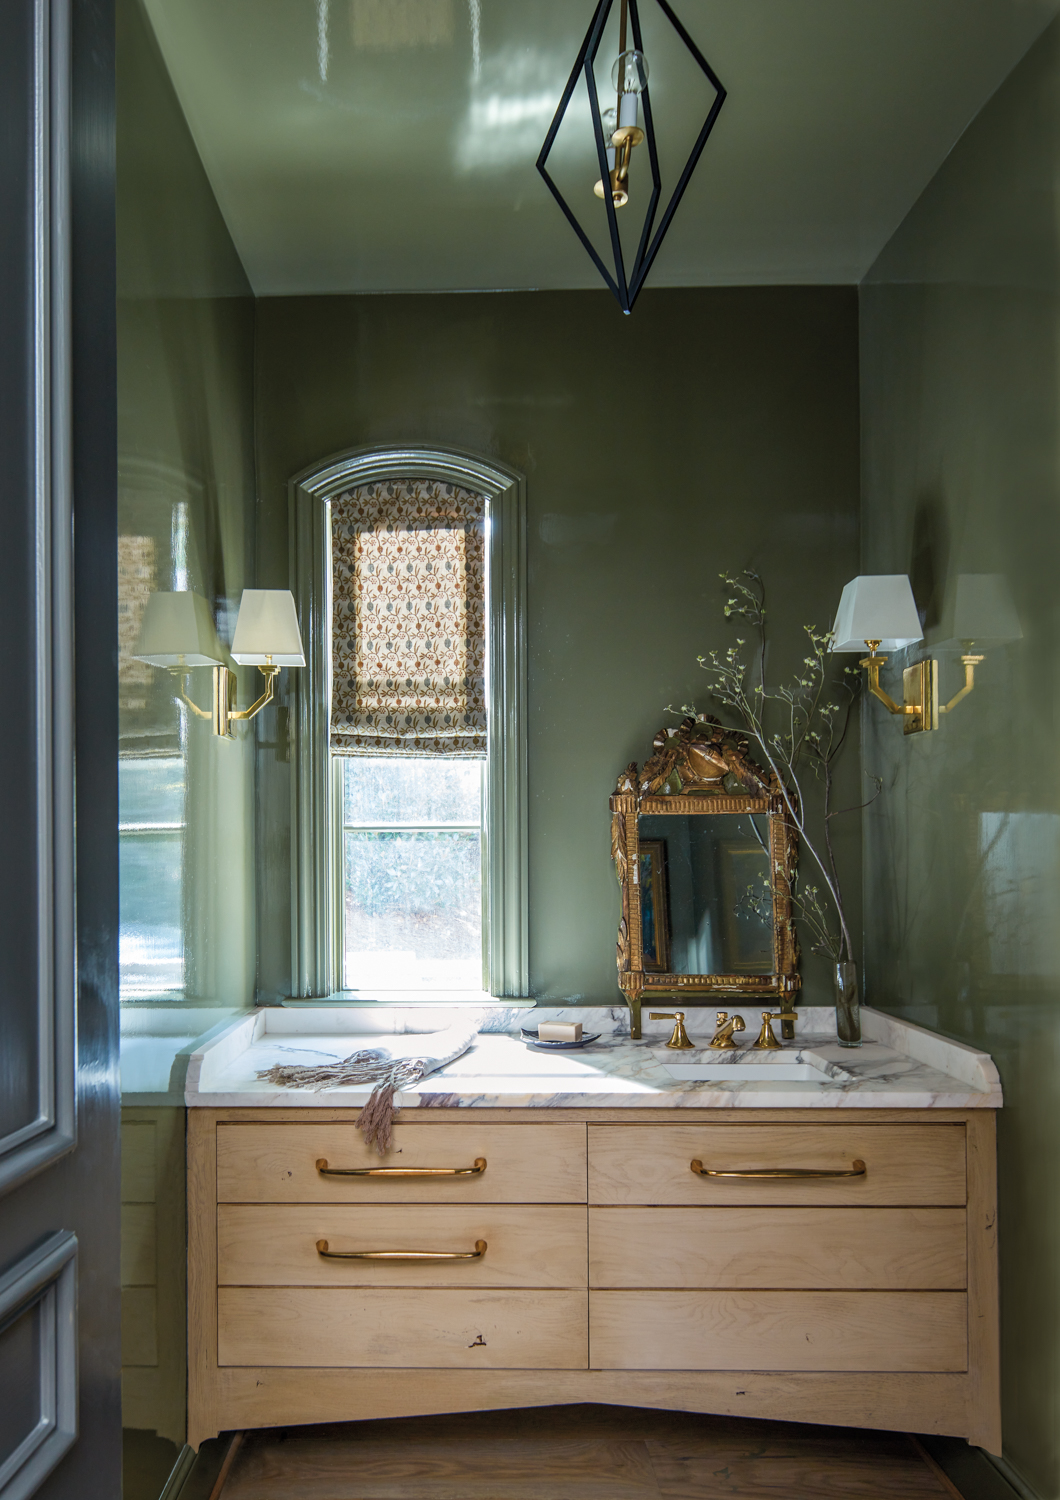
[753,1010,800,1050]
[648,1011,693,1049]
[708,1011,746,1049]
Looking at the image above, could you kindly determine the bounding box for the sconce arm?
[859,652,913,716]
[226,665,279,724]
[171,670,211,720]
[939,653,984,715]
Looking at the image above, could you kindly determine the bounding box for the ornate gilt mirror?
[611,717,799,1038]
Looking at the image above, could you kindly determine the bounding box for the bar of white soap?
[538,1021,582,1042]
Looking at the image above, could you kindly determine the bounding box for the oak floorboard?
[646,1441,949,1499]
[223,1435,663,1500]
[216,1405,953,1500]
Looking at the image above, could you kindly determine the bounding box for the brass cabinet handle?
[315,1239,487,1261]
[690,1157,867,1179]
[315,1157,487,1178]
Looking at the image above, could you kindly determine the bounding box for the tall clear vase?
[834,961,861,1047]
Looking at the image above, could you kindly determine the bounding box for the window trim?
[288,445,527,999]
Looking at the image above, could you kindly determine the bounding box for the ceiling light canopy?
[537,0,725,314]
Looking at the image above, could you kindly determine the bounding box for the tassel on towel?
[255,1025,478,1154]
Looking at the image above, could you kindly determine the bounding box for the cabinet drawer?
[589,1290,968,1371]
[217,1123,587,1204]
[588,1125,965,1205]
[589,1207,966,1289]
[219,1204,588,1288]
[218,1288,588,1368]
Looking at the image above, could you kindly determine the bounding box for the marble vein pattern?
[185,1004,1001,1110]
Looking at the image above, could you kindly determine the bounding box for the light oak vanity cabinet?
[188,1107,999,1452]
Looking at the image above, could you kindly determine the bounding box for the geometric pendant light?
[536,0,726,314]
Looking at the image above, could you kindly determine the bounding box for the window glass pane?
[344,830,481,989]
[119,830,184,995]
[119,756,185,826]
[343,757,481,826]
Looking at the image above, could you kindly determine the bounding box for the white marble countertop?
[184,1004,1001,1110]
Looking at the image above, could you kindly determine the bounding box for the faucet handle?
[753,1009,799,1050]
[753,1012,781,1050]
[648,1011,693,1050]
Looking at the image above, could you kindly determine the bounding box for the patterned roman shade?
[330,479,487,757]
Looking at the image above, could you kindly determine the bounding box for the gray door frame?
[0,0,120,1495]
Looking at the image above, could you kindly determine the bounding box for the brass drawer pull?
[315,1239,487,1261]
[690,1157,867,1180]
[315,1157,487,1178]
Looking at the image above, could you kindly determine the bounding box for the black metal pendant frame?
[536,0,725,314]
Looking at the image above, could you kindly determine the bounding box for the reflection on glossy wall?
[253,287,862,1008]
[116,0,257,1471]
[860,18,1060,1494]
[118,0,256,1022]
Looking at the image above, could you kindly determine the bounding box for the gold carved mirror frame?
[611,717,800,1038]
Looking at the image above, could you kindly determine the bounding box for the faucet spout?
[708,1011,746,1050]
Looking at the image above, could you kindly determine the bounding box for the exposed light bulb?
[600,106,618,170]
[612,49,648,95]
[613,50,647,127]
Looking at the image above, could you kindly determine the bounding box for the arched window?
[289,445,527,1000]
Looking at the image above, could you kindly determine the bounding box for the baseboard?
[156,1434,238,1500]
[158,1444,197,1499]
[986,1453,1044,1500]
[917,1436,1040,1500]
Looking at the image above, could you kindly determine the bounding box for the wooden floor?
[213,1404,960,1499]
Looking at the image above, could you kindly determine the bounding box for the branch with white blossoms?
[669,570,881,966]
[789,882,845,963]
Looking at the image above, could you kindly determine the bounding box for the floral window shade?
[330,479,487,757]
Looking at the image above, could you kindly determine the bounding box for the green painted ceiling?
[141,0,1059,295]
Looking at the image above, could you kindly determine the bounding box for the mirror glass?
[638,812,774,976]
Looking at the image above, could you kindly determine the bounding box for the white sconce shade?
[132,591,224,668]
[950,574,1022,646]
[830,575,923,652]
[230,589,305,667]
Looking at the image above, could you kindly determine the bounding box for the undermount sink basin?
[663,1055,853,1084]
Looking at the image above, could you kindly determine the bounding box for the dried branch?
[670,570,878,966]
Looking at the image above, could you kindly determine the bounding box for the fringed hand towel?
[255,1022,479,1154]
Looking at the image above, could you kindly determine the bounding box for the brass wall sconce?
[134,589,305,738]
[831,573,1020,737]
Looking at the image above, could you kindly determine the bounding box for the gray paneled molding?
[288,444,528,999]
[0,1232,78,1499]
[0,0,76,1196]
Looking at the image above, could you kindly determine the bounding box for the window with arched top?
[288,445,527,1000]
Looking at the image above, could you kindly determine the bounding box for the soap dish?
[520,1028,601,1052]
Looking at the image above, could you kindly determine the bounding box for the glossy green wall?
[117,1,257,1466]
[861,19,1060,1494]
[254,288,862,1007]
[118,0,257,1021]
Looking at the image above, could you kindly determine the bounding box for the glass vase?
[834,961,861,1047]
